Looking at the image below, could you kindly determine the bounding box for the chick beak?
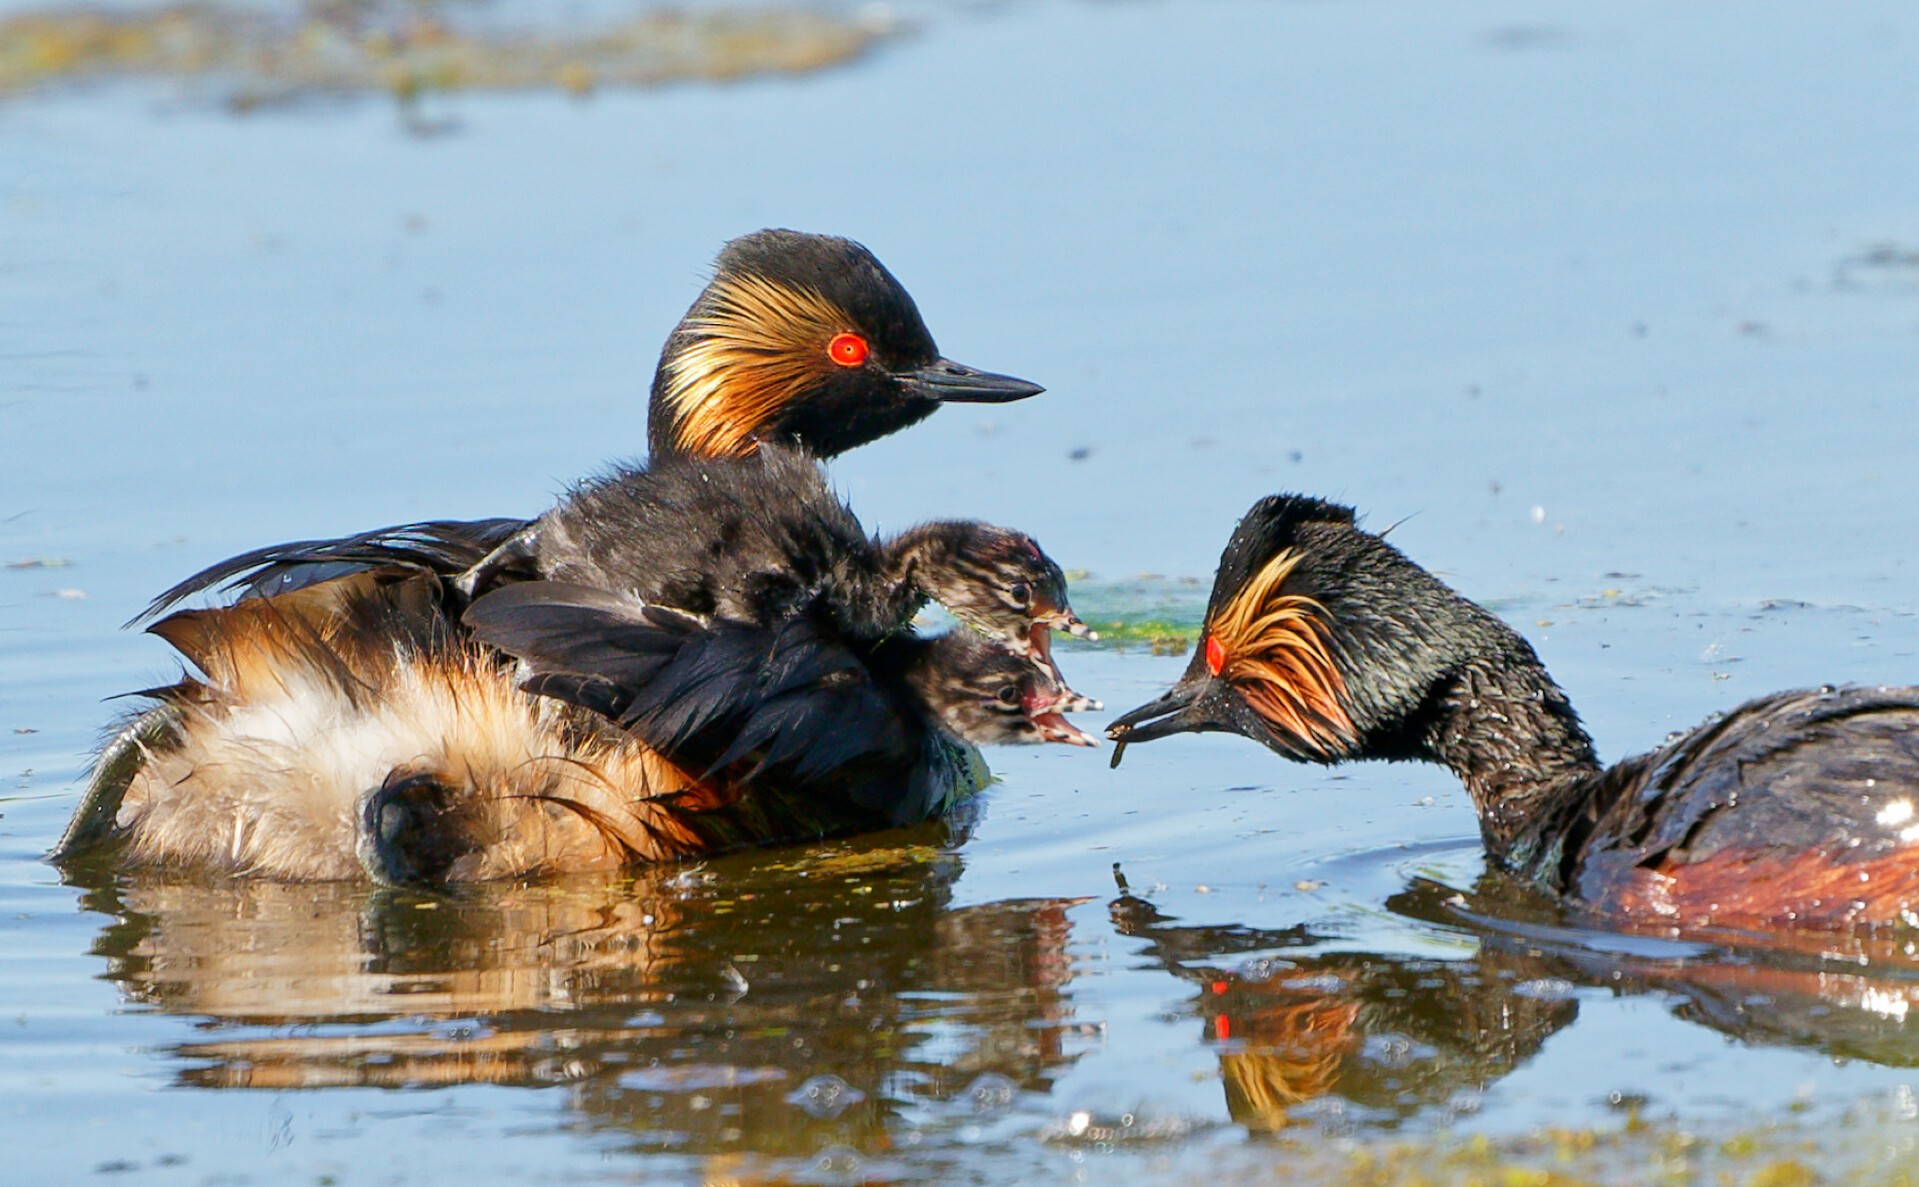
[1032,710,1098,747]
[1024,622,1103,712]
[1025,682,1099,748]
[1025,621,1060,675]
[901,358,1045,404]
[1105,679,1205,768]
[1032,592,1098,643]
[1061,613,1098,642]
[1053,687,1103,714]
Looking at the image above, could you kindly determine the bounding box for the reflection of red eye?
[1205,635,1225,676]
[828,333,869,367]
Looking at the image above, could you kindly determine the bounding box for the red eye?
[828,332,869,367]
[1204,635,1225,676]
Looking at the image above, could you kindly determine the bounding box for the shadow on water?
[61,818,1093,1161]
[1110,866,1919,1133]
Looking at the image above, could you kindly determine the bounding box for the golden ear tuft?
[1207,548,1356,757]
[662,274,852,458]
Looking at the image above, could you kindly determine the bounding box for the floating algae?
[1065,576,1208,655]
[0,2,906,107]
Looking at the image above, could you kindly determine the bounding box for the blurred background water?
[4,1,1919,1182]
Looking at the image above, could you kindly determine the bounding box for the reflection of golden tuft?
[1217,995,1360,1132]
[1207,549,1355,757]
[663,275,851,458]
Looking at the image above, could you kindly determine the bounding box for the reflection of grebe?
[1111,495,1919,930]
[72,842,1088,1161]
[1108,889,1576,1131]
[1391,875,1919,1069]
[1215,994,1360,1127]
[58,232,1071,882]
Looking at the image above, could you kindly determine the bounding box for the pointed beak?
[901,357,1044,404]
[1105,679,1205,768]
[1031,592,1098,643]
[1024,675,1101,748]
[1023,623,1103,712]
[1054,688,1103,714]
[1032,710,1099,748]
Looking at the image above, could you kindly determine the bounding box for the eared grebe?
[1108,495,1919,931]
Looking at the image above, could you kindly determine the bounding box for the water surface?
[6,0,1919,1181]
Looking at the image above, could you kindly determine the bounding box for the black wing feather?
[136,517,531,625]
[462,580,690,713]
[464,581,921,812]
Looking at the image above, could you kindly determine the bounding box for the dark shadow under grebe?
[1108,495,1919,931]
[1388,873,1919,1067]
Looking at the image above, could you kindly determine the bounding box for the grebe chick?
[884,518,1098,685]
[1107,494,1919,931]
[529,446,1096,691]
[459,581,1097,844]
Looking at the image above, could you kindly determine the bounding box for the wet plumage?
[1109,495,1919,930]
[531,445,1095,680]
[57,230,1066,882]
[60,556,1087,883]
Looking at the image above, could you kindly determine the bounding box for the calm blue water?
[5,1,1919,1181]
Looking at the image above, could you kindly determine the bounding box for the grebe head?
[903,521,1096,676]
[649,229,1043,461]
[911,632,1099,749]
[1107,495,1495,768]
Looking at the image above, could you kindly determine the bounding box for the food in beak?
[1103,682,1204,767]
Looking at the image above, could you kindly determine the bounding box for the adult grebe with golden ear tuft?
[55,231,1055,881]
[134,228,1043,619]
[1108,495,1919,931]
